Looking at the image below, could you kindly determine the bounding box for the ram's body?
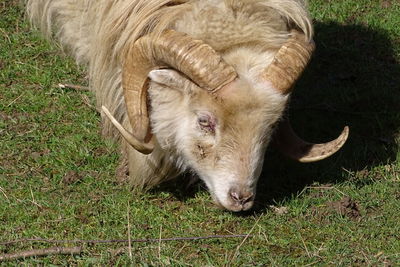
[27,0,344,212]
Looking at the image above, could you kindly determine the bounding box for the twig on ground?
[58,83,97,111]
[1,235,250,261]
[0,247,82,262]
[0,234,251,246]
[58,83,89,91]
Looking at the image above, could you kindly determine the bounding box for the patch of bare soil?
[381,0,392,9]
[268,205,289,215]
[61,171,83,185]
[31,149,50,160]
[327,196,361,220]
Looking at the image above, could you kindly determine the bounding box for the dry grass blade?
[0,186,9,200]
[58,83,89,91]
[7,93,24,107]
[81,94,97,111]
[227,216,261,265]
[127,202,133,260]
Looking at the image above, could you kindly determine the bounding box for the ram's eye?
[198,117,210,127]
[197,114,216,133]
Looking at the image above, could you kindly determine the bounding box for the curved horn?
[274,119,349,162]
[264,30,348,161]
[104,29,238,154]
[261,30,315,95]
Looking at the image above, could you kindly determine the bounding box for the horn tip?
[298,125,350,163]
[101,106,155,155]
[339,125,350,145]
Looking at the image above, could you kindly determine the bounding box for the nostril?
[230,191,240,202]
[229,189,254,205]
[241,193,254,204]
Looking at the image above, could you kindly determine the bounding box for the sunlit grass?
[1,0,399,265]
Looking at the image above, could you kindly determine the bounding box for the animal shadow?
[255,21,400,211]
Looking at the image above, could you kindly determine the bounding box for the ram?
[27,0,348,212]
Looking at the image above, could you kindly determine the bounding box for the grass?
[1,0,399,265]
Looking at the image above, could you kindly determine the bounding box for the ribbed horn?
[261,30,315,95]
[103,30,238,154]
[274,119,349,162]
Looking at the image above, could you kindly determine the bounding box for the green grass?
[1,0,399,265]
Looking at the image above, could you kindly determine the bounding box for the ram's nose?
[227,187,254,211]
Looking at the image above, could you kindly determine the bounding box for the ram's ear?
[149,69,186,88]
[149,69,201,97]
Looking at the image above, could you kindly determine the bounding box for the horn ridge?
[262,30,315,95]
[150,30,237,91]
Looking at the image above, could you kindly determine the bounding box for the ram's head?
[103,30,348,212]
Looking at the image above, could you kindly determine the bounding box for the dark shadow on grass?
[153,173,205,201]
[152,22,399,214]
[253,21,400,212]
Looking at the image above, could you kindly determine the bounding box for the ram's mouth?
[209,190,255,212]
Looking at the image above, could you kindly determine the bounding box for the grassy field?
[1,0,399,265]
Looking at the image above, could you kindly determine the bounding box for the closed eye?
[197,113,216,133]
[198,117,210,127]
